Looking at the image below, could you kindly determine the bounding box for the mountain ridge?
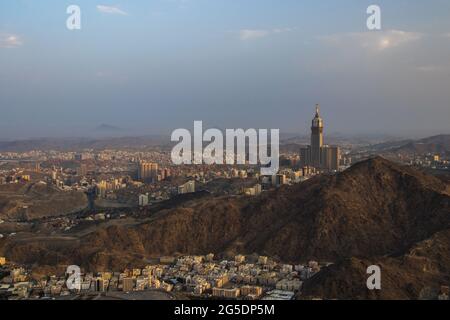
[1,157,449,299]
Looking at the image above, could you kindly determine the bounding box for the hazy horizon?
[1,0,450,139]
[0,126,446,143]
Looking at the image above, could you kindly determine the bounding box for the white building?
[178,180,195,194]
[139,193,149,206]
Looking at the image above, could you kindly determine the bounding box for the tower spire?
[315,104,320,117]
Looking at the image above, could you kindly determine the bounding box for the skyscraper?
[311,104,324,167]
[138,161,159,182]
[300,105,340,171]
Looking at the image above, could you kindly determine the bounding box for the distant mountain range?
[0,136,171,152]
[355,134,450,155]
[0,134,448,154]
[2,157,449,299]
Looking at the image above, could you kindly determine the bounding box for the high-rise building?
[322,145,340,171]
[311,104,324,167]
[138,161,159,182]
[300,105,340,171]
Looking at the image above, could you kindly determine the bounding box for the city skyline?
[1,1,450,305]
[1,1,450,138]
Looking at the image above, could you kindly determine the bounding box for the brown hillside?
[3,157,448,279]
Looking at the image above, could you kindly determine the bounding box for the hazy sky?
[1,0,450,139]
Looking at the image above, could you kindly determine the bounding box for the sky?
[0,0,450,140]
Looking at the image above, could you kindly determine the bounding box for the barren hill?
[0,182,88,220]
[301,229,450,299]
[103,156,447,264]
[1,157,449,299]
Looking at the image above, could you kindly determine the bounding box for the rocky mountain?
[115,156,448,263]
[358,134,450,156]
[392,134,450,155]
[301,229,450,299]
[1,157,449,299]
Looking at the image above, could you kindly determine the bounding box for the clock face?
[313,118,323,127]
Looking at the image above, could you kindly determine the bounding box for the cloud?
[239,28,293,41]
[416,65,439,73]
[96,5,128,15]
[319,30,422,51]
[239,29,269,40]
[0,33,23,48]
